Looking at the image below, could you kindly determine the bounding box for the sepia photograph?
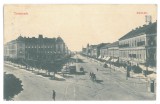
[3,4,157,101]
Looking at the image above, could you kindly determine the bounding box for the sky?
[4,4,157,51]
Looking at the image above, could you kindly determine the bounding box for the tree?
[4,73,23,100]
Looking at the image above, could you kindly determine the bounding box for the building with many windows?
[4,36,25,60]
[99,45,108,58]
[119,21,157,70]
[4,35,68,62]
[83,43,109,58]
[99,42,119,62]
[108,41,119,63]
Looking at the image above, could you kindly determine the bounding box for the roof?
[100,43,111,49]
[97,43,110,48]
[108,41,119,47]
[6,35,59,45]
[24,37,56,43]
[90,45,97,48]
[119,22,157,40]
[56,36,64,43]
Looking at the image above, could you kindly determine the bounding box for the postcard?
[3,4,157,101]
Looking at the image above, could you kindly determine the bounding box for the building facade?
[4,36,25,60]
[99,42,119,62]
[108,41,119,63]
[119,22,157,68]
[82,43,110,58]
[4,35,68,62]
[100,45,109,58]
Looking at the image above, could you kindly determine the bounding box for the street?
[4,54,156,100]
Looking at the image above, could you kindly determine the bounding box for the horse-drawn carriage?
[90,72,96,81]
[103,63,108,68]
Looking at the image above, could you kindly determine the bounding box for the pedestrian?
[90,72,92,78]
[52,90,56,101]
[97,68,99,72]
[126,62,131,80]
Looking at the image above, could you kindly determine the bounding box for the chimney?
[39,34,43,38]
[143,24,147,27]
[145,15,152,25]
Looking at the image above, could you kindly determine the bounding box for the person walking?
[52,90,56,101]
[126,62,131,80]
[90,72,92,78]
[97,68,99,72]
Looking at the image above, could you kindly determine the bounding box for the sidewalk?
[4,61,65,80]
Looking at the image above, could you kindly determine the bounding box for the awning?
[104,57,110,61]
[110,59,114,62]
[113,58,118,62]
[111,58,118,62]
[139,65,156,72]
[102,57,106,60]
[98,55,102,59]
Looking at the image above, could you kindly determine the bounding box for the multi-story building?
[99,45,108,58]
[4,36,25,60]
[96,43,110,58]
[99,43,110,61]
[99,42,119,62]
[83,43,109,58]
[82,47,86,55]
[4,35,68,62]
[119,21,157,69]
[89,45,97,58]
[108,41,119,63]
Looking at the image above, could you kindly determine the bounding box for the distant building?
[96,43,110,58]
[99,42,119,62]
[83,43,109,58]
[99,43,110,60]
[108,41,119,63]
[82,48,86,54]
[90,45,98,58]
[4,35,68,62]
[99,45,108,58]
[119,21,157,69]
